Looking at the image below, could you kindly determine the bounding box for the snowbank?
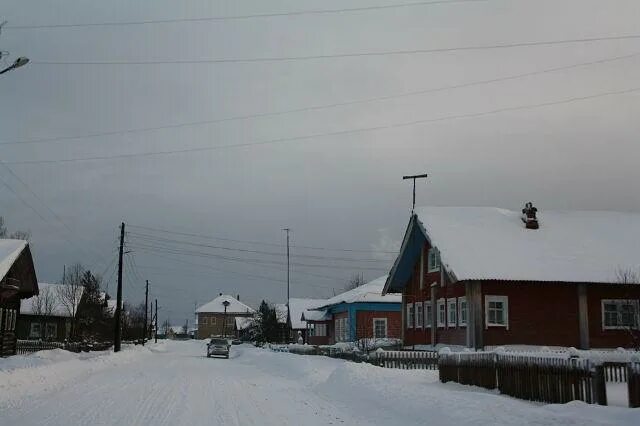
[0,342,168,409]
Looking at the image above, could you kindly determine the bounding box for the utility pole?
[143,279,149,345]
[402,173,428,213]
[283,228,291,328]
[154,299,158,343]
[114,222,125,352]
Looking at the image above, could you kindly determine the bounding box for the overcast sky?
[1,0,639,326]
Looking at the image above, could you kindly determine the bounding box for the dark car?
[207,338,230,358]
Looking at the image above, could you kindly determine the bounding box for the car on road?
[206,338,230,359]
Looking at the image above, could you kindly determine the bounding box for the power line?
[127,241,389,272]
[6,85,640,166]
[2,52,637,148]
[4,1,487,29]
[31,34,640,65]
[126,231,389,262]
[127,224,396,254]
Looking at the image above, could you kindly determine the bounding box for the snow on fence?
[629,362,640,408]
[375,350,438,370]
[16,340,112,354]
[439,353,599,405]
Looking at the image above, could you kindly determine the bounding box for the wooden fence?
[629,362,640,408]
[439,353,598,404]
[603,362,628,382]
[375,350,438,370]
[16,340,112,354]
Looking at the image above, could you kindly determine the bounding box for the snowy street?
[1,341,637,426]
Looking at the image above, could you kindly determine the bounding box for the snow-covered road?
[1,340,637,425]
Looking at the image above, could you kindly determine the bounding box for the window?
[315,323,327,337]
[0,308,3,330]
[485,296,509,328]
[448,299,457,327]
[407,303,414,329]
[416,302,423,328]
[201,317,208,325]
[437,299,446,328]
[373,318,388,338]
[335,317,349,342]
[458,297,467,327]
[428,248,440,272]
[210,317,217,325]
[30,323,42,338]
[425,301,433,327]
[46,323,58,339]
[602,299,639,330]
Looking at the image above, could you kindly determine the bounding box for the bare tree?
[0,216,31,241]
[30,286,56,339]
[56,263,85,339]
[614,267,640,350]
[344,273,366,292]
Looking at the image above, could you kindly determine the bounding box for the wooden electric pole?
[283,228,291,328]
[114,222,125,352]
[143,279,149,345]
[154,299,158,343]
[402,173,428,213]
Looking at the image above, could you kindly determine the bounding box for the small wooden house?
[288,298,326,344]
[383,206,640,350]
[17,282,84,341]
[0,239,38,356]
[306,276,401,345]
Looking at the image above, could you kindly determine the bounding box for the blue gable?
[384,215,427,293]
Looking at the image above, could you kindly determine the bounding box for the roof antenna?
[402,173,428,213]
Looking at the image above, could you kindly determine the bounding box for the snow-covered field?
[0,340,637,425]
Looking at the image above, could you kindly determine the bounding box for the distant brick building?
[383,206,640,350]
[305,276,401,345]
[196,294,254,339]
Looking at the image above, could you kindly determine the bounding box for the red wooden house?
[383,205,640,350]
[305,276,402,346]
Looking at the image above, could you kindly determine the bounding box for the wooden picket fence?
[16,340,112,354]
[375,350,438,370]
[629,362,640,408]
[439,353,599,404]
[603,362,628,382]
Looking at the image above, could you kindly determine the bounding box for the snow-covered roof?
[414,207,640,283]
[314,276,400,310]
[20,283,84,318]
[289,298,326,329]
[196,295,255,314]
[235,316,254,330]
[0,239,28,281]
[275,303,288,324]
[301,309,331,322]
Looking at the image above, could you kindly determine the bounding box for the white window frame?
[315,323,327,337]
[458,296,467,327]
[448,299,457,327]
[373,318,388,339]
[30,322,42,338]
[485,295,509,329]
[201,317,208,325]
[416,302,423,328]
[427,248,440,272]
[437,298,446,328]
[424,301,432,327]
[407,303,414,329]
[601,299,640,330]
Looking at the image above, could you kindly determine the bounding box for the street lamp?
[222,300,230,338]
[0,57,29,75]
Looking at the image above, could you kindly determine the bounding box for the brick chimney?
[236,294,240,301]
[521,202,539,229]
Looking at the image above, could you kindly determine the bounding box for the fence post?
[591,365,607,406]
